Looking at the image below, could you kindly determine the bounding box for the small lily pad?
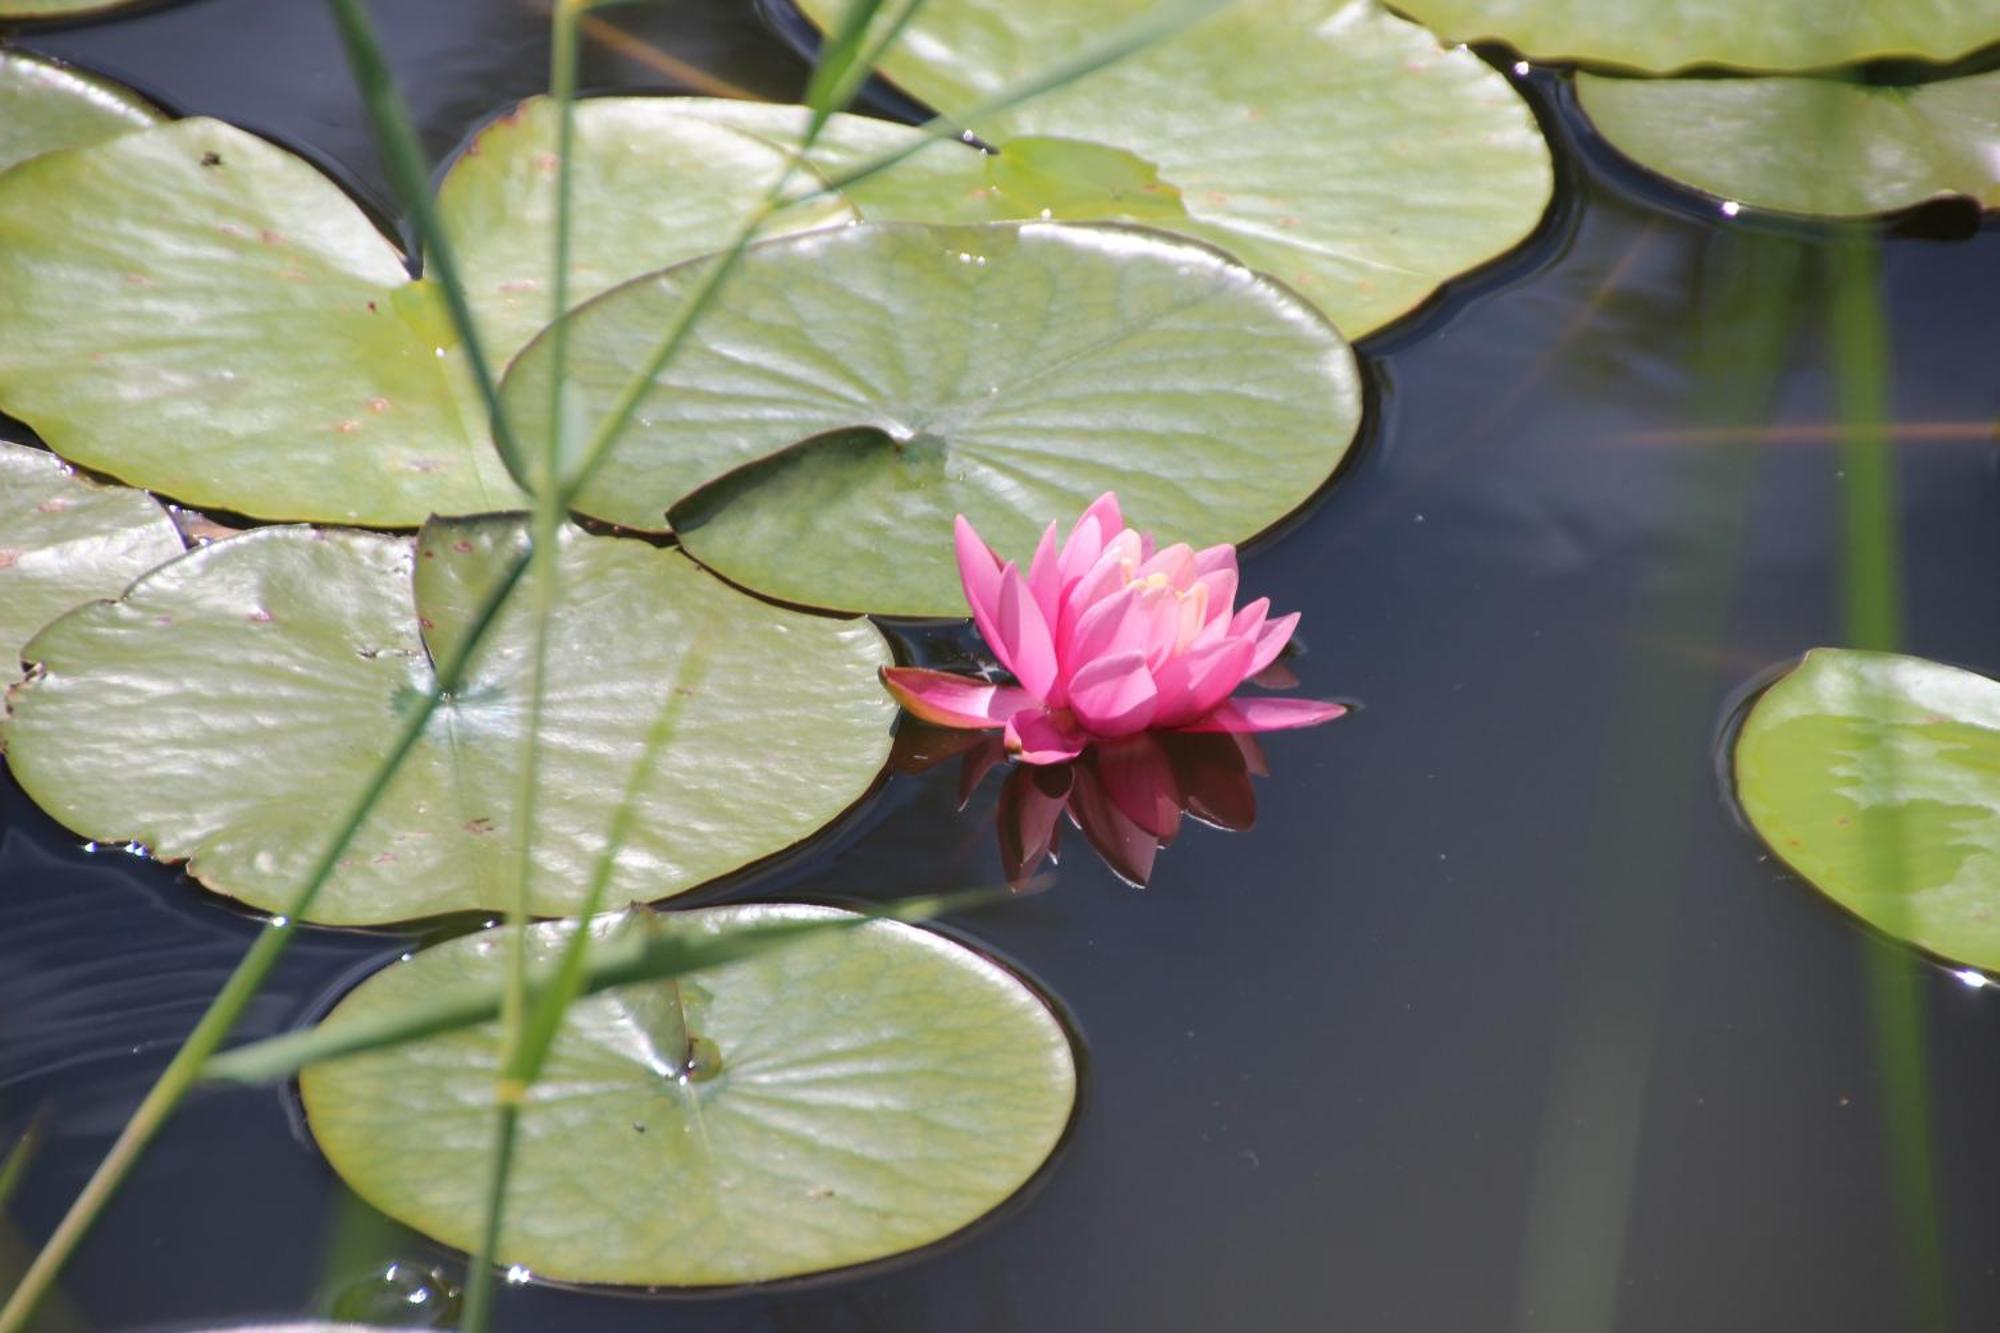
[3,518,895,924]
[504,220,1361,616]
[1392,0,2000,73]
[1735,649,2000,970]
[0,51,161,174]
[299,905,1078,1286]
[0,439,183,666]
[0,101,851,525]
[1580,70,2000,217]
[794,0,1553,337]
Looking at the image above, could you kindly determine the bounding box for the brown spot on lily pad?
[0,549,20,569]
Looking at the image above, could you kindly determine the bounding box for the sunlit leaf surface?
[300,905,1077,1285]
[1581,70,2000,218]
[0,100,850,524]
[3,518,896,924]
[0,439,182,667]
[506,220,1362,615]
[1394,0,2000,72]
[794,0,1553,336]
[0,51,160,174]
[1735,649,2000,970]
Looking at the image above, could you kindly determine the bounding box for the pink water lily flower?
[881,493,1346,765]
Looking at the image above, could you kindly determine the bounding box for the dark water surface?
[5,2,2000,1329]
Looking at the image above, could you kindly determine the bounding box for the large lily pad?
[1390,0,2000,73]
[0,439,182,666]
[1735,649,2000,970]
[0,51,160,174]
[0,102,849,525]
[1580,70,2000,218]
[794,0,1553,337]
[504,220,1362,616]
[300,905,1077,1286]
[2,518,895,924]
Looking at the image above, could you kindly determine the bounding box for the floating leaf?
[0,440,183,667]
[1392,0,2000,73]
[793,0,1553,336]
[0,102,849,525]
[0,0,147,19]
[3,518,895,924]
[1580,70,2000,218]
[434,96,851,370]
[299,904,1077,1286]
[505,220,1361,616]
[1735,649,2000,970]
[0,51,161,174]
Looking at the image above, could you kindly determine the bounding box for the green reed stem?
[0,1116,44,1215]
[201,891,995,1086]
[325,0,525,480]
[1828,228,1948,1332]
[461,5,589,1323]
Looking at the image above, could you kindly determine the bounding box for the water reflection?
[891,723,1266,888]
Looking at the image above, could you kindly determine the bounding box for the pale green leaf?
[0,99,852,525]
[0,50,161,174]
[1393,0,2000,73]
[0,440,183,668]
[1735,649,2000,970]
[503,220,1362,615]
[793,0,1554,336]
[1580,70,2000,218]
[3,519,896,924]
[298,905,1077,1287]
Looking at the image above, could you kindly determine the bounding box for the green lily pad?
[1735,648,2000,970]
[434,96,852,372]
[1580,70,2000,217]
[0,439,183,667]
[1391,0,2000,73]
[0,51,161,174]
[299,904,1077,1286]
[794,0,1553,337]
[2,517,895,924]
[0,102,851,525]
[504,220,1361,616]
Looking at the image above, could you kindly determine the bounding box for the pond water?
[4,1,1999,1329]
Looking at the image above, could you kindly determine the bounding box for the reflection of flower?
[882,493,1345,764]
[892,724,1269,888]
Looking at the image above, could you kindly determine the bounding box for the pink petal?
[1026,521,1062,629]
[1228,596,1270,642]
[1248,611,1299,677]
[1150,636,1256,728]
[1005,707,1088,765]
[1193,566,1239,627]
[1057,492,1124,585]
[1192,543,1237,578]
[1179,696,1348,734]
[1066,583,1179,678]
[1066,651,1160,737]
[995,565,1058,700]
[954,735,1011,808]
[954,515,1004,642]
[881,667,1031,730]
[1135,542,1197,589]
